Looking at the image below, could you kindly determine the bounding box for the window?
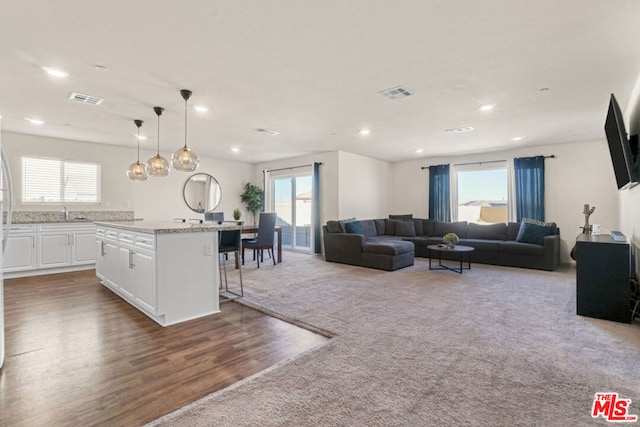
[455,162,508,224]
[22,157,101,203]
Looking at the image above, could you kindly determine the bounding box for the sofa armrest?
[542,234,561,270]
[323,231,365,266]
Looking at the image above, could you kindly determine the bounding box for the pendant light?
[127,119,148,181]
[147,106,170,177]
[171,89,200,171]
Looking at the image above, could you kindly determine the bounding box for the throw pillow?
[343,220,364,235]
[523,217,556,228]
[389,214,413,220]
[395,221,416,237]
[516,221,555,245]
[338,217,356,233]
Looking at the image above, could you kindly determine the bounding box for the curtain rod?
[263,162,321,173]
[420,155,555,169]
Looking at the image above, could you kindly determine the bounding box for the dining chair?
[218,228,243,297]
[242,212,277,267]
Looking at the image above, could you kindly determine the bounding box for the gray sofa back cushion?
[432,220,469,238]
[506,222,521,241]
[395,220,416,237]
[412,219,424,236]
[422,219,435,236]
[359,220,378,237]
[385,219,399,235]
[389,214,413,220]
[374,219,386,235]
[467,222,507,240]
[326,220,342,234]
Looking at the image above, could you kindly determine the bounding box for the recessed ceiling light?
[194,105,208,113]
[479,104,495,111]
[42,66,69,78]
[358,129,371,136]
[25,117,45,125]
[511,136,525,141]
[445,126,474,134]
[136,135,147,141]
[415,149,424,154]
[231,147,240,153]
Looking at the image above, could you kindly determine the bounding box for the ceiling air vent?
[254,128,279,136]
[379,85,413,100]
[69,92,104,106]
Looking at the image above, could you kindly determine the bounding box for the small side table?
[427,245,474,274]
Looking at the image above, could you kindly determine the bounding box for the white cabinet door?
[72,231,96,265]
[132,249,156,314]
[3,233,36,272]
[37,233,71,268]
[102,240,120,291]
[117,246,135,300]
[95,239,105,280]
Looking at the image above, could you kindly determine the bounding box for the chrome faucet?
[62,206,69,221]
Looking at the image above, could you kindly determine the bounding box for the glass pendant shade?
[172,146,199,171]
[127,161,148,181]
[147,106,170,177]
[128,119,148,181]
[172,89,199,172]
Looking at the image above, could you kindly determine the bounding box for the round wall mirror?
[183,173,222,213]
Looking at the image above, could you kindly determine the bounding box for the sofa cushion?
[432,221,468,238]
[467,222,507,240]
[326,220,342,234]
[523,218,558,234]
[385,219,401,235]
[412,219,424,236]
[395,220,416,237]
[422,219,435,236]
[374,219,386,236]
[389,214,413,220]
[506,222,521,241]
[359,220,378,237]
[458,238,501,252]
[500,241,544,256]
[344,220,364,235]
[362,241,414,256]
[516,221,555,245]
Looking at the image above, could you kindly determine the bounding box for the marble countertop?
[94,220,244,234]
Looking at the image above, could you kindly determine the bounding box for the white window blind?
[22,157,101,203]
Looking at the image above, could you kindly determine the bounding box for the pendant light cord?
[184,98,188,149]
[157,113,161,154]
[137,127,141,162]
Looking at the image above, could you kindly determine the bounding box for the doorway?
[272,173,313,252]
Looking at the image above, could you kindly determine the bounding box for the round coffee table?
[427,244,475,274]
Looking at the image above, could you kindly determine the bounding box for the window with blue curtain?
[514,156,545,222]
[428,164,451,222]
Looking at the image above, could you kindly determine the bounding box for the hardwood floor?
[0,270,328,427]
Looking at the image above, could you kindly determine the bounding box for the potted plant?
[233,208,242,221]
[443,233,459,248]
[240,182,264,226]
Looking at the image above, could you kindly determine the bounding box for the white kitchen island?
[95,220,242,327]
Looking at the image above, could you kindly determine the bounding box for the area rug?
[147,253,640,426]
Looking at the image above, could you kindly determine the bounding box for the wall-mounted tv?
[604,93,639,190]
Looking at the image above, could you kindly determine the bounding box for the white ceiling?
[1,1,640,163]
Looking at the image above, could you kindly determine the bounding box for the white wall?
[1,131,254,221]
[2,132,135,212]
[391,140,619,263]
[337,151,390,219]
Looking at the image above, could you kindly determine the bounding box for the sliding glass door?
[273,174,312,251]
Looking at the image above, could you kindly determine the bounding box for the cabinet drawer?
[135,233,156,250]
[38,223,96,232]
[9,224,37,233]
[118,232,134,246]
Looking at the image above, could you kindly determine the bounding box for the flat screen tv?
[604,93,639,190]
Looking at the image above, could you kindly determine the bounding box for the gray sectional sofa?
[323,217,561,271]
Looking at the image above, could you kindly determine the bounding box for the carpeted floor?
[148,253,640,426]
